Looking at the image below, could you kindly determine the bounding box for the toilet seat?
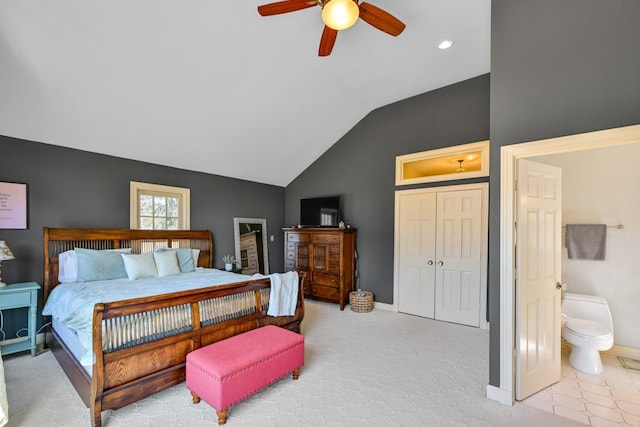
[563,318,613,353]
[564,318,612,340]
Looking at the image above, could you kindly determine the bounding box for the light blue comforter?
[42,268,251,366]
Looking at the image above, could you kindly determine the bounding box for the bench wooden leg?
[293,367,300,380]
[191,391,201,404]
[216,409,228,425]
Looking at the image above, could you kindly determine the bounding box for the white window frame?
[395,140,490,185]
[130,181,190,230]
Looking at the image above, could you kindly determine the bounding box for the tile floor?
[522,345,640,426]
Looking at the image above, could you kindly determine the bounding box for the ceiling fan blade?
[318,26,338,57]
[257,0,318,16]
[358,2,406,36]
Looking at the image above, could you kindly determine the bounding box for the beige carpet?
[4,300,582,426]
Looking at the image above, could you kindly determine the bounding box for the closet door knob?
[437,261,444,266]
[427,260,434,265]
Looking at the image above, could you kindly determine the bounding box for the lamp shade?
[0,241,15,261]
[322,0,359,30]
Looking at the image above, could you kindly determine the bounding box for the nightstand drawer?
[0,291,31,308]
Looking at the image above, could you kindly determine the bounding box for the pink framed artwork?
[0,182,27,229]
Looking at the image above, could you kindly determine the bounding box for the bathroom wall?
[534,143,640,348]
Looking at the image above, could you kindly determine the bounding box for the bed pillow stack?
[58,247,201,283]
[121,248,200,280]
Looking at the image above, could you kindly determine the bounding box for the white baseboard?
[373,301,395,311]
[604,344,640,360]
[0,336,28,346]
[564,342,640,360]
[0,332,47,346]
[486,385,513,406]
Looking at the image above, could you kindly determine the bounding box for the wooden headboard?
[43,227,213,300]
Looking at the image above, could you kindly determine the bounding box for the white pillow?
[153,250,181,277]
[58,248,132,283]
[121,252,158,280]
[152,246,200,269]
[191,249,200,269]
[58,250,78,283]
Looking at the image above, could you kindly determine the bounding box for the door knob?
[427,260,434,265]
[556,282,562,290]
[437,261,444,266]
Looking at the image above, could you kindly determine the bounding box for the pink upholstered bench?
[186,325,304,425]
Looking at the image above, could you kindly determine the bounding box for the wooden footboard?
[42,227,305,427]
[47,275,304,427]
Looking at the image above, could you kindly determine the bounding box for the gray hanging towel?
[565,224,607,260]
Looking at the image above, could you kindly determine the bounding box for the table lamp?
[0,240,15,287]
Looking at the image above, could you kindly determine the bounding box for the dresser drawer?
[310,284,339,301]
[286,242,296,259]
[311,234,340,244]
[0,292,31,308]
[287,233,310,243]
[312,272,339,288]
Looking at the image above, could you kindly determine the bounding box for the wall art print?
[0,182,27,229]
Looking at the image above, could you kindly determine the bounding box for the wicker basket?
[349,290,374,313]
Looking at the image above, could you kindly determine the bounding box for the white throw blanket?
[267,271,299,316]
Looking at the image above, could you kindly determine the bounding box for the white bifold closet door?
[397,188,483,327]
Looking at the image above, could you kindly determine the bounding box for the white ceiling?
[0,1,490,187]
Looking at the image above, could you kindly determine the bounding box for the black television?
[300,196,341,227]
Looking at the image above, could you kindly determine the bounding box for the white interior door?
[434,189,483,327]
[397,192,437,318]
[515,159,562,400]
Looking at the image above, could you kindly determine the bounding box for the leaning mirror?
[233,217,269,275]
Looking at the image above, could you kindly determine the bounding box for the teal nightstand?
[0,282,40,356]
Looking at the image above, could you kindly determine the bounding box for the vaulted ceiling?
[0,1,490,186]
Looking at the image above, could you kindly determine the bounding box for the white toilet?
[562,292,614,374]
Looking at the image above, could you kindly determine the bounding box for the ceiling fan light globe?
[322,0,359,30]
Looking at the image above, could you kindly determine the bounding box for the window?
[395,140,490,185]
[130,182,190,230]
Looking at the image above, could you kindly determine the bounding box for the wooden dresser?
[284,227,356,310]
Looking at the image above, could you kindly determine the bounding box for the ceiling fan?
[257,0,406,56]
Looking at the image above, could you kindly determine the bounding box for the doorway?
[490,123,640,405]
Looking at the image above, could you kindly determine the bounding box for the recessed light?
[438,39,454,50]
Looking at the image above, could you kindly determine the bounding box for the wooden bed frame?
[43,227,305,427]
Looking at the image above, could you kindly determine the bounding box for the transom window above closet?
[395,140,489,185]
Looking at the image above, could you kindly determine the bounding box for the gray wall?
[285,74,490,304]
[488,0,640,385]
[1,135,285,336]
